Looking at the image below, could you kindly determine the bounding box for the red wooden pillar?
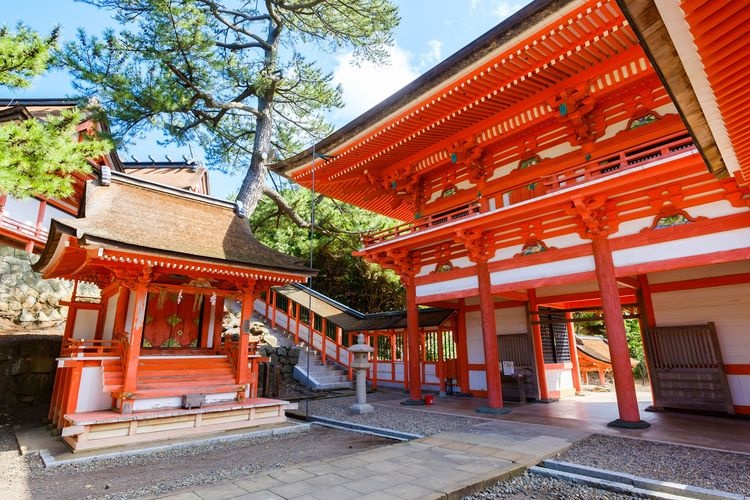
[321,317,328,365]
[212,297,225,349]
[456,299,470,394]
[591,237,648,428]
[62,361,83,423]
[112,286,130,341]
[437,328,445,395]
[370,333,378,389]
[565,312,582,393]
[274,289,279,328]
[637,274,658,404]
[527,289,550,401]
[264,285,271,320]
[121,275,150,414]
[336,326,343,364]
[477,259,503,409]
[402,274,423,404]
[309,311,317,354]
[237,284,256,394]
[294,302,301,344]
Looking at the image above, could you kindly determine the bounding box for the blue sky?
[3,0,526,199]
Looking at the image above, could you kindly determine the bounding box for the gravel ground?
[300,390,485,435]
[466,471,639,499]
[557,434,750,496]
[0,416,393,500]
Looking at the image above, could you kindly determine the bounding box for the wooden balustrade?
[361,133,696,247]
[61,338,123,357]
[362,201,481,246]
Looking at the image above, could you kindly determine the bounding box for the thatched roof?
[34,172,313,276]
[275,284,454,332]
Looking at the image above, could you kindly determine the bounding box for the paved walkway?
[157,420,590,500]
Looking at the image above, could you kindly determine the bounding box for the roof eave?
[270,0,575,176]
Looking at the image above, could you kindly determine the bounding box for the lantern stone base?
[350,403,374,414]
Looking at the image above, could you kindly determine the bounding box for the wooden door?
[142,292,203,349]
[643,322,734,413]
[497,333,538,401]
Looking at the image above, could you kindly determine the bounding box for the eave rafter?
[292,0,635,186]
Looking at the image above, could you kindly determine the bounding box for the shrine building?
[34,172,313,450]
[273,0,750,427]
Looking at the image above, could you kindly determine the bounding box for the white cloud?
[420,40,444,67]
[494,1,526,20]
[331,44,419,124]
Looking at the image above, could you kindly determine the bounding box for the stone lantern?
[349,333,375,414]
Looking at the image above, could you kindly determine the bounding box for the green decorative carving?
[521,241,546,255]
[142,338,152,348]
[166,314,182,327]
[655,213,690,229]
[161,337,181,348]
[630,113,657,129]
[442,185,457,197]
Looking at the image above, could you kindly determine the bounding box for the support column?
[591,237,649,429]
[565,311,583,394]
[456,299,470,394]
[402,273,424,405]
[212,297,225,349]
[476,259,505,412]
[237,283,256,396]
[112,286,130,341]
[527,289,550,401]
[121,270,150,414]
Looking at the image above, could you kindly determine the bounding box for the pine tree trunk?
[236,96,273,216]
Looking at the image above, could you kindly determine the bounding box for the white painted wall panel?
[727,375,750,406]
[73,309,99,340]
[76,366,112,412]
[101,293,119,341]
[651,283,750,365]
[490,256,595,286]
[469,370,487,391]
[613,228,750,268]
[417,275,478,298]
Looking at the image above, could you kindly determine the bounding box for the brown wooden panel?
[644,322,734,413]
[498,333,538,401]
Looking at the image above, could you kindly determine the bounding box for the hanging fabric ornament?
[193,294,203,312]
[210,292,217,306]
[177,289,183,304]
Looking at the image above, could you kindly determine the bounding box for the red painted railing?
[362,201,481,246]
[61,338,123,357]
[0,214,48,246]
[361,133,696,248]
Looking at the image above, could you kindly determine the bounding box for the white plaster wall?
[76,367,111,412]
[465,306,526,364]
[101,293,119,341]
[417,275,478,299]
[647,261,750,284]
[491,256,595,287]
[469,370,487,391]
[545,366,575,397]
[652,283,750,364]
[613,200,749,238]
[613,228,750,269]
[72,309,99,341]
[651,283,750,405]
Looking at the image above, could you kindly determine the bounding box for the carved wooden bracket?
[364,248,420,286]
[548,82,603,147]
[455,228,494,262]
[719,177,750,208]
[450,137,488,185]
[566,195,618,240]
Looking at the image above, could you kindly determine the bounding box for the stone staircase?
[252,312,353,391]
[293,349,353,391]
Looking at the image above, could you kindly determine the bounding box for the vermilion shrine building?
[34,173,313,450]
[275,0,750,426]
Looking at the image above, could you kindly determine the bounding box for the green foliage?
[0,24,58,89]
[60,0,399,213]
[250,187,405,312]
[0,108,114,198]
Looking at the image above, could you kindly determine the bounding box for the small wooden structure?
[35,172,313,451]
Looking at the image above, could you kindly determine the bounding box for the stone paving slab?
[155,419,590,500]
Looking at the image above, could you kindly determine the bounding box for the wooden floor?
[62,398,296,452]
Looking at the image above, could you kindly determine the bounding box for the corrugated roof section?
[681,0,750,182]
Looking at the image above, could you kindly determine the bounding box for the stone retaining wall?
[0,333,61,409]
[258,344,301,381]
